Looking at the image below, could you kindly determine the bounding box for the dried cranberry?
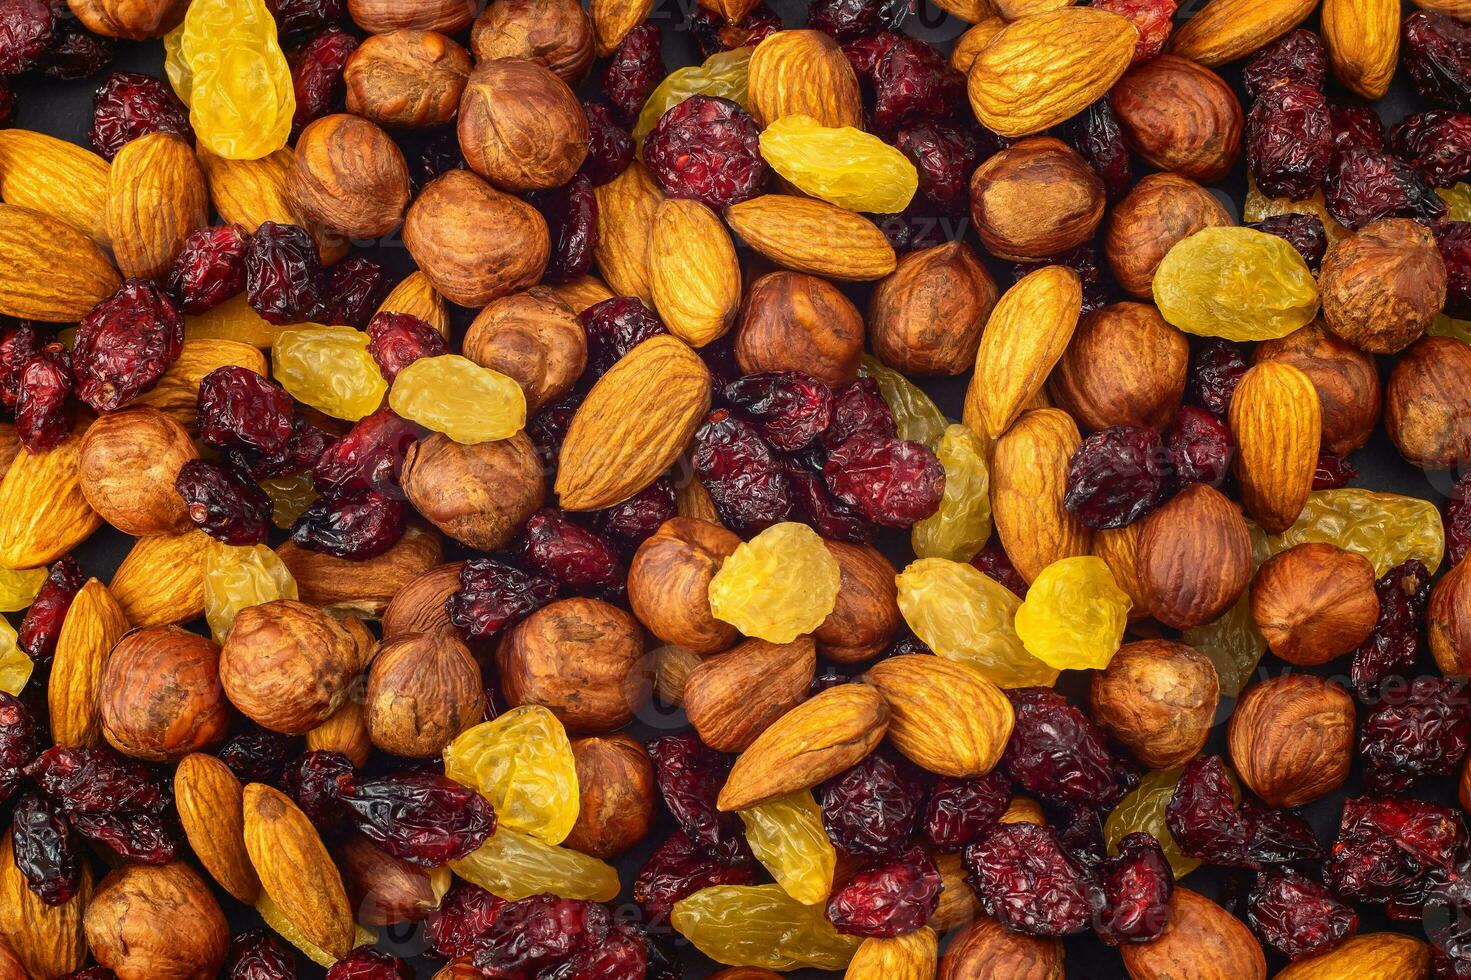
[1186,338,1248,417]
[245,223,326,325]
[828,844,942,938]
[324,948,411,980]
[25,746,181,864]
[1164,404,1233,489]
[0,320,38,410]
[282,750,356,835]
[38,17,112,81]
[324,257,387,330]
[1003,688,1125,809]
[408,126,465,191]
[688,2,780,57]
[1326,147,1447,230]
[1097,832,1173,945]
[447,557,559,641]
[1428,868,1471,977]
[198,365,295,458]
[168,225,248,314]
[647,733,746,860]
[1247,83,1333,201]
[424,881,505,958]
[842,31,902,84]
[72,279,184,412]
[15,343,72,453]
[1330,102,1387,158]
[1247,212,1328,272]
[808,0,907,41]
[580,296,667,377]
[601,23,663,126]
[1247,870,1357,961]
[1326,795,1465,916]
[273,0,344,37]
[964,821,1101,936]
[1165,755,1250,866]
[1058,806,1108,872]
[644,95,768,210]
[363,311,447,383]
[1351,560,1431,699]
[580,102,634,186]
[1011,243,1112,315]
[1064,100,1134,203]
[1242,28,1326,100]
[529,174,599,284]
[517,508,625,597]
[722,370,833,451]
[896,120,982,215]
[823,434,944,528]
[1092,0,1176,62]
[1063,425,1169,530]
[311,407,418,501]
[821,750,927,857]
[230,414,334,482]
[224,929,296,980]
[822,378,897,448]
[786,461,875,544]
[12,791,79,905]
[89,70,192,161]
[592,476,676,554]
[53,970,116,980]
[1312,452,1357,489]
[691,408,797,535]
[972,539,1028,598]
[528,392,580,470]
[924,771,1010,852]
[0,0,53,75]
[634,829,756,922]
[175,459,273,545]
[1406,11,1471,111]
[1359,676,1471,794]
[340,773,495,867]
[291,29,358,136]
[471,895,613,975]
[539,924,649,980]
[1242,799,1324,868]
[871,36,964,134]
[1440,221,1471,320]
[1392,110,1471,188]
[290,489,406,560]
[0,692,39,804]
[217,727,298,786]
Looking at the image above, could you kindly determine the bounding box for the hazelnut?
[336,834,450,925]
[218,600,362,735]
[497,597,651,734]
[1119,888,1266,980]
[967,137,1106,261]
[1103,173,1233,297]
[381,561,464,639]
[365,627,486,758]
[400,432,545,551]
[1110,55,1244,183]
[1228,674,1355,808]
[1431,560,1471,676]
[404,169,549,307]
[344,30,473,130]
[306,699,373,767]
[1320,218,1447,355]
[564,733,657,858]
[1249,543,1379,666]
[1048,302,1189,431]
[84,863,228,980]
[277,524,444,619]
[288,114,411,240]
[1135,483,1253,630]
[462,289,588,412]
[458,58,589,193]
[470,0,595,83]
[1255,321,1382,456]
[348,0,477,34]
[868,242,998,377]
[67,0,186,38]
[684,636,816,752]
[628,517,742,655]
[735,271,865,387]
[1385,336,1471,470]
[100,627,229,762]
[78,406,196,536]
[814,542,901,664]
[1089,639,1220,770]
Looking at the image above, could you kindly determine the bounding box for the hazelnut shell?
[462,289,588,412]
[1385,335,1471,470]
[1254,321,1381,456]
[1103,173,1233,297]
[1320,218,1447,355]
[627,517,742,655]
[100,626,230,762]
[1110,55,1244,183]
[1249,542,1379,666]
[457,57,589,193]
[1135,483,1253,630]
[288,114,411,240]
[1228,674,1355,808]
[400,432,545,551]
[967,137,1106,262]
[470,0,594,82]
[867,242,998,377]
[78,406,197,536]
[735,271,865,388]
[365,627,486,758]
[1089,639,1220,770]
[563,733,657,859]
[1048,302,1189,431]
[343,30,473,129]
[218,600,361,735]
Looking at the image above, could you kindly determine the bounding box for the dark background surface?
[6,0,1458,977]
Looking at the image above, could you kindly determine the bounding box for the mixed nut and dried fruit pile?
[4,0,1471,976]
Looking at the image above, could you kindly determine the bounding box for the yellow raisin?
[202,539,299,644]
[912,424,991,563]
[1013,556,1131,671]
[759,115,918,214]
[272,325,387,422]
[0,566,47,612]
[707,522,841,644]
[185,294,289,348]
[388,354,527,445]
[1185,591,1266,699]
[738,791,835,906]
[1261,488,1445,577]
[443,705,580,845]
[255,894,375,968]
[1104,768,1201,880]
[635,47,753,146]
[671,884,862,971]
[450,828,620,902]
[860,355,948,448]
[259,472,319,530]
[0,619,30,696]
[180,0,294,160]
[1153,226,1320,341]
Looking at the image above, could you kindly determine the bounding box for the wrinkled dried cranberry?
[224,929,296,980]
[72,279,184,412]
[0,79,12,127]
[1063,425,1169,530]
[290,490,406,560]
[323,257,387,330]
[1092,0,1176,62]
[786,461,875,544]
[25,745,181,864]
[408,126,465,191]
[528,392,580,470]
[1242,799,1324,868]
[1059,806,1108,872]
[0,0,53,75]
[517,508,625,598]
[471,895,613,975]
[924,771,1011,852]
[447,557,560,641]
[972,539,1028,597]
[529,174,599,284]
[1351,560,1431,699]
[692,408,797,535]
[593,476,676,554]
[1165,755,1250,866]
[89,70,192,161]
[341,773,495,867]
[648,733,746,861]
[424,881,505,959]
[1097,832,1173,945]
[1312,452,1357,489]
[0,320,37,410]
[175,459,273,545]
[601,23,663,127]
[872,36,963,134]
[896,120,983,215]
[38,17,112,81]
[1330,102,1387,159]
[230,414,334,482]
[964,821,1101,936]
[723,370,833,452]
[168,225,248,315]
[291,29,358,136]
[324,948,411,980]
[580,296,667,377]
[841,31,902,84]
[1428,868,1471,977]
[821,750,927,857]
[282,750,356,835]
[1186,338,1248,417]
[1012,243,1112,314]
[809,0,907,40]
[245,222,327,325]
[1359,676,1471,794]
[1326,795,1465,916]
[218,727,298,786]
[1248,870,1357,961]
[1326,147,1447,230]
[364,312,447,383]
[273,0,344,37]
[311,407,418,502]
[1392,110,1471,188]
[1064,100,1134,203]
[15,343,72,454]
[1439,222,1471,320]
[1164,404,1233,489]
[53,970,116,980]
[688,2,780,57]
[539,923,649,980]
[644,95,768,210]
[823,434,944,528]
[634,829,757,922]
[1247,212,1328,272]
[12,791,79,906]
[0,692,39,804]
[580,102,634,186]
[822,377,897,449]
[198,365,296,458]
[1406,12,1471,111]
[1004,688,1124,809]
[1248,83,1333,201]
[828,845,942,938]
[1243,28,1327,100]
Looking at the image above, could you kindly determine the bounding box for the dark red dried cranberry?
[828,844,942,938]
[1427,868,1471,977]
[1351,559,1431,699]
[1011,243,1112,315]
[786,460,875,544]
[175,459,273,545]
[1248,870,1357,961]
[634,829,756,922]
[516,508,625,598]
[291,29,358,136]
[198,365,296,458]
[225,929,296,980]
[0,320,38,410]
[538,923,649,980]
[1312,452,1357,489]
[0,0,53,75]
[1439,221,1471,320]
[1164,404,1233,489]
[972,538,1028,597]
[1063,425,1169,530]
[1247,212,1328,272]
[924,771,1010,852]
[217,727,298,786]
[340,773,495,867]
[408,126,466,191]
[282,750,356,835]
[644,95,768,210]
[722,370,833,452]
[528,173,599,284]
[580,102,635,186]
[1003,687,1124,809]
[323,256,387,330]
[364,311,447,382]
[1326,795,1465,917]
[823,434,944,528]
[528,391,580,470]
[424,881,505,959]
[872,36,964,134]
[72,279,184,412]
[311,407,418,501]
[447,557,559,641]
[1392,110,1471,188]
[1326,147,1448,230]
[593,476,676,554]
[692,408,797,535]
[89,70,192,161]
[1242,799,1324,868]
[245,223,326,325]
[230,414,334,481]
[601,23,663,126]
[0,692,39,805]
[25,745,182,864]
[470,895,613,975]
[1406,11,1471,111]
[324,948,411,980]
[1058,806,1108,872]
[12,791,79,906]
[841,31,902,84]
[38,16,112,81]
[273,0,344,37]
[647,733,747,861]
[821,750,927,858]
[1248,83,1333,201]
[15,343,72,454]
[168,225,248,314]
[1165,755,1249,866]
[1097,832,1173,945]
[1242,28,1327,99]
[580,296,667,377]
[688,2,781,57]
[1359,676,1471,794]
[822,377,897,448]
[1064,99,1134,203]
[290,490,406,560]
[1330,102,1387,159]
[1186,338,1248,418]
[896,120,983,215]
[1092,0,1176,62]
[0,79,12,127]
[964,821,1101,936]
[808,0,907,41]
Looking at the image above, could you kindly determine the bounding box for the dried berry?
[365,312,448,383]
[0,0,52,76]
[1097,832,1173,945]
[289,490,406,560]
[580,296,667,378]
[580,102,634,186]
[1325,147,1447,230]
[324,948,411,980]
[634,829,756,923]
[528,174,599,284]
[1186,338,1248,418]
[245,223,326,326]
[169,225,248,315]
[601,23,663,127]
[871,36,964,135]
[692,408,797,536]
[722,370,834,452]
[90,70,192,161]
[1164,755,1248,867]
[1439,221,1471,320]
[1248,83,1333,201]
[217,727,298,786]
[827,845,942,938]
[593,476,676,555]
[1326,795,1465,917]
[72,279,184,412]
[1242,28,1327,100]
[689,3,781,58]
[1359,676,1471,794]
[12,791,80,906]
[38,18,112,81]
[1391,110,1471,188]
[1164,404,1233,489]
[1002,687,1125,810]
[25,745,182,864]
[408,126,465,191]
[1058,806,1107,872]
[516,508,625,598]
[539,924,648,980]
[1330,102,1387,158]
[176,459,274,545]
[424,881,505,959]
[822,434,944,528]
[648,733,747,862]
[1064,99,1133,203]
[15,342,72,454]
[896,120,982,215]
[1312,453,1357,490]
[1248,870,1358,961]
[224,929,296,980]
[644,95,768,210]
[198,365,295,459]
[1011,243,1112,315]
[964,821,1101,937]
[1242,799,1324,868]
[1351,560,1431,699]
[470,895,613,975]
[311,407,418,501]
[1247,212,1328,273]
[323,256,387,330]
[1405,11,1471,111]
[0,692,39,804]
[282,749,356,836]
[808,0,908,41]
[786,461,875,544]
[273,0,344,38]
[291,28,358,136]
[447,557,559,642]
[923,772,1010,852]
[1063,425,1169,530]
[341,773,496,867]
[821,750,927,858]
[1092,0,1176,63]
[972,538,1028,598]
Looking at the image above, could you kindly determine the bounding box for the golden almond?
[306,698,373,767]
[0,204,120,322]
[1322,0,1400,100]
[0,129,111,246]
[589,0,656,55]
[592,160,663,305]
[847,928,938,980]
[0,829,93,979]
[175,753,262,904]
[747,29,863,129]
[278,522,443,618]
[376,270,450,337]
[649,198,741,348]
[0,429,105,570]
[1229,361,1321,534]
[1167,0,1318,67]
[864,655,1014,777]
[1274,934,1430,980]
[49,579,130,749]
[726,195,897,281]
[989,408,1092,583]
[935,0,999,22]
[104,132,208,280]
[109,530,209,628]
[541,274,616,315]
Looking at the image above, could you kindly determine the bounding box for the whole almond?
[1121,887,1265,980]
[592,160,663,305]
[108,530,209,628]
[684,636,817,752]
[847,928,938,980]
[864,655,1014,777]
[989,408,1092,583]
[174,753,262,904]
[590,0,656,55]
[1229,361,1321,534]
[718,684,890,811]
[1322,0,1399,99]
[1136,483,1253,631]
[278,524,442,618]
[1167,0,1318,66]
[129,339,269,431]
[649,198,741,348]
[747,30,862,129]
[377,270,450,337]
[1274,934,1430,980]
[0,129,111,246]
[555,335,713,511]
[0,829,93,979]
[726,195,897,281]
[0,429,104,570]
[104,133,208,280]
[939,914,1064,980]
[49,579,130,749]
[0,204,120,322]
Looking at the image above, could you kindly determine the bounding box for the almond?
[0,204,120,322]
[592,160,663,305]
[555,335,713,510]
[649,198,741,348]
[277,523,443,618]
[109,530,209,628]
[1136,483,1253,631]
[1167,0,1318,67]
[1120,887,1266,980]
[864,655,1014,777]
[989,408,1092,583]
[104,132,208,280]
[1322,0,1399,100]
[965,264,1083,438]
[698,0,765,24]
[1274,934,1430,980]
[846,928,938,980]
[48,578,130,749]
[376,270,451,338]
[306,698,373,767]
[196,146,347,264]
[0,428,105,569]
[726,195,897,281]
[939,914,1064,980]
[935,0,998,21]
[967,8,1137,137]
[589,0,656,55]
[684,636,817,752]
[174,753,262,904]
[242,783,355,961]
[0,829,93,979]
[0,129,111,246]
[952,17,1008,74]
[541,274,615,315]
[717,683,890,811]
[747,29,862,129]
[129,339,270,431]
[928,851,980,933]
[1229,361,1321,534]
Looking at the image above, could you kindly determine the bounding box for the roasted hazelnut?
[336,834,450,925]
[1103,173,1233,297]
[77,406,196,536]
[1110,55,1244,183]
[968,137,1106,261]
[1089,639,1220,770]
[344,30,473,130]
[458,57,589,193]
[939,915,1064,980]
[434,959,485,980]
[1385,336,1471,470]
[277,524,444,619]
[348,0,477,34]
[100,627,229,762]
[497,597,651,734]
[628,517,742,655]
[404,169,549,307]
[1228,674,1355,808]
[1119,888,1266,980]
[1047,302,1189,431]
[68,0,186,38]
[1136,483,1253,630]
[684,636,816,752]
[1254,321,1382,456]
[400,432,545,551]
[381,561,464,639]
[462,289,588,411]
[564,733,657,858]
[366,627,485,758]
[288,114,411,240]
[1249,543,1379,666]
[735,271,865,387]
[218,600,362,735]
[868,242,998,377]
[1320,218,1447,355]
[84,863,228,980]
[470,0,595,83]
[306,699,373,768]
[814,542,901,664]
[1431,560,1471,676]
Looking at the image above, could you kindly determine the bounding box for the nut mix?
[2,0,1471,977]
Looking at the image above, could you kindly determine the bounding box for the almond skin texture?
[0,427,104,568]
[84,862,228,980]
[366,627,486,758]
[174,753,261,904]
[864,655,1015,778]
[1273,934,1431,980]
[564,734,656,858]
[462,289,586,413]
[1229,675,1355,808]
[628,516,742,655]
[1254,321,1382,456]
[1250,543,1380,666]
[869,241,997,377]
[344,30,473,129]
[1136,483,1253,630]
[1090,639,1220,770]
[50,578,131,749]
[736,271,866,387]
[847,928,938,980]
[1110,56,1244,184]
[0,129,111,246]
[649,198,742,348]
[1320,218,1446,355]
[589,0,656,56]
[0,829,93,978]
[105,132,208,281]
[100,626,229,762]
[276,524,443,619]
[0,203,120,322]
[1386,336,1471,470]
[458,57,589,193]
[78,406,197,536]
[939,914,1064,980]
[197,147,346,263]
[1322,0,1399,99]
[968,137,1105,262]
[1104,173,1233,297]
[746,29,863,129]
[108,530,210,628]
[725,196,896,282]
[684,637,817,752]
[1048,302,1189,431]
[592,161,663,305]
[989,408,1092,584]
[1120,887,1266,980]
[1229,361,1322,534]
[1167,0,1318,66]
[288,114,411,239]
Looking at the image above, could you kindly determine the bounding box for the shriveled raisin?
[1358,676,1471,794]
[169,225,248,315]
[1002,687,1125,809]
[516,508,625,599]
[692,408,797,535]
[365,312,448,383]
[15,343,73,454]
[198,365,295,459]
[580,297,667,377]
[528,174,599,284]
[1350,560,1431,699]
[722,371,833,452]
[340,772,496,867]
[1405,11,1471,111]
[822,434,945,528]
[291,29,357,136]
[447,557,559,642]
